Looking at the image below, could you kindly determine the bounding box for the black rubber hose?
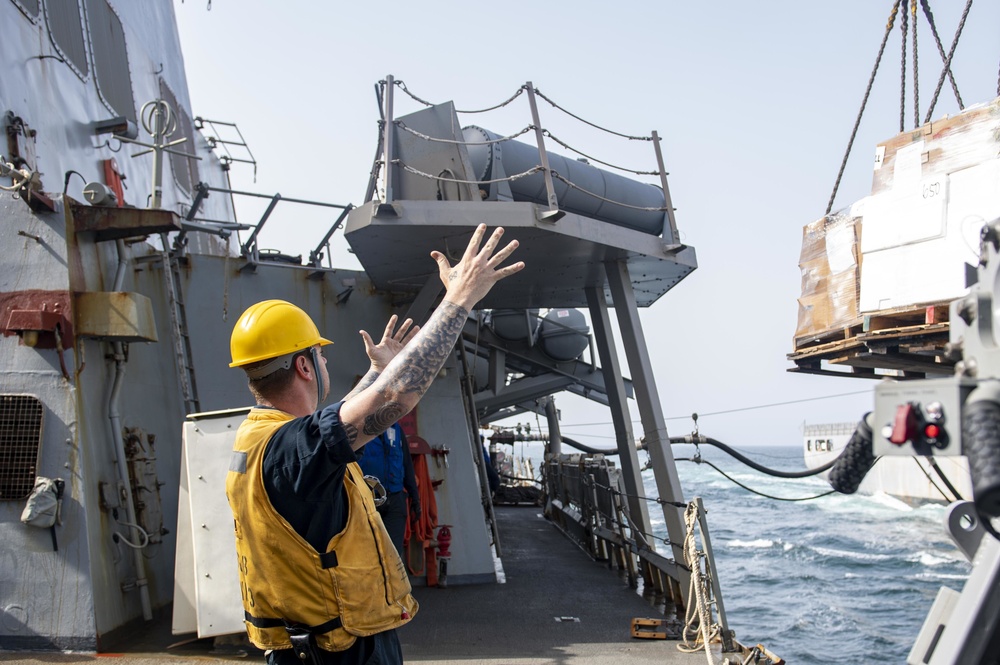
[561,434,836,478]
[668,436,836,479]
[963,399,1000,518]
[827,415,875,494]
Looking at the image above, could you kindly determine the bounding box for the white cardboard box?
[859,158,1000,312]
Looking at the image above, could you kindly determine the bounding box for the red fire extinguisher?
[436,525,452,587]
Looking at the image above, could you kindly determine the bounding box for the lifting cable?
[919,0,965,118]
[923,0,973,122]
[827,0,974,214]
[899,0,909,133]
[826,0,899,215]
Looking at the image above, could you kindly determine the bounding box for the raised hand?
[359,315,419,372]
[431,225,524,310]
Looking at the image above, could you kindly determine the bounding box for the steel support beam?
[544,396,562,457]
[585,286,652,542]
[474,374,575,412]
[605,259,690,598]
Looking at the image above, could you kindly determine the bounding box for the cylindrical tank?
[490,309,538,342]
[538,309,589,361]
[463,125,665,235]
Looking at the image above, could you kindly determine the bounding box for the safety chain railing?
[542,454,725,625]
[376,76,681,245]
[541,454,735,658]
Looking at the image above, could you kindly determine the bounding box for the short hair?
[246,350,310,402]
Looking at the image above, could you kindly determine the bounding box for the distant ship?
[804,423,973,505]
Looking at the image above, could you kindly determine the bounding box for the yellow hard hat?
[229,300,332,370]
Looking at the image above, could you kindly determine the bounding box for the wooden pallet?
[789,303,953,379]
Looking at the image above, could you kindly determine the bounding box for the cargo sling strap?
[244,612,344,663]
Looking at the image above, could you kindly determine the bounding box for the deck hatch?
[0,395,44,500]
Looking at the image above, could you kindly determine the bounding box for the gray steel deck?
[1,506,719,665]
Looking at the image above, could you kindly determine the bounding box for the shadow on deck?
[400,505,712,664]
[0,507,718,665]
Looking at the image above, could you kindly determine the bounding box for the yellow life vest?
[226,408,418,652]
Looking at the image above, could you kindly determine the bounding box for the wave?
[728,538,775,549]
[911,572,970,581]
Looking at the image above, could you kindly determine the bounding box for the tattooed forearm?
[342,421,359,446]
[384,301,468,397]
[342,369,379,402]
[363,401,404,436]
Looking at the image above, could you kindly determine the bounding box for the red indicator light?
[924,424,941,440]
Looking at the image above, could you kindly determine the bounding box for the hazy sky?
[174,1,1000,450]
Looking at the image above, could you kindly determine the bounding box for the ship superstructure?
[0,2,754,661]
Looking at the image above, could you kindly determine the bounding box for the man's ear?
[295,354,312,380]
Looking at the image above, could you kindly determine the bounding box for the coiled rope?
[0,157,34,192]
[677,502,723,664]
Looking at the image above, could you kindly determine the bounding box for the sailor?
[355,421,421,559]
[225,225,522,665]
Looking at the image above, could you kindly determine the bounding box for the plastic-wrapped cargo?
[794,211,862,340]
[859,96,1000,312]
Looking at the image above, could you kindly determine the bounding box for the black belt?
[244,611,343,634]
[245,612,344,664]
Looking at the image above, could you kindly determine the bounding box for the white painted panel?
[171,455,197,635]
[182,409,250,638]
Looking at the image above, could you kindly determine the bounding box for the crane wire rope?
[911,0,920,130]
[923,0,974,123]
[828,0,977,212]
[918,0,965,115]
[826,1,900,215]
[899,0,909,133]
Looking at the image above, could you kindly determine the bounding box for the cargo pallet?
[788,304,953,379]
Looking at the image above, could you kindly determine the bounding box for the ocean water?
[648,444,973,664]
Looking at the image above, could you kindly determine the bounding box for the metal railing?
[542,454,733,651]
[374,76,682,247]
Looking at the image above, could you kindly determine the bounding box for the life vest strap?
[243,611,343,634]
